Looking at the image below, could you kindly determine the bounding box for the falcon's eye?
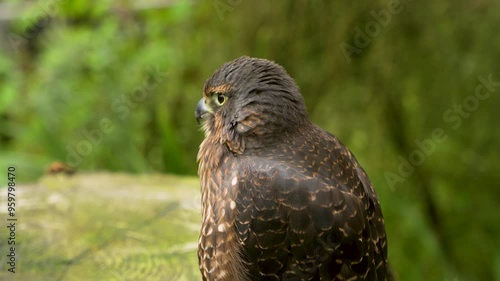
[215,93,227,106]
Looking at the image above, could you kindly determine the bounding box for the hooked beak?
[195,98,209,125]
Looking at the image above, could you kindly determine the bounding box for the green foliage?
[1,0,499,280]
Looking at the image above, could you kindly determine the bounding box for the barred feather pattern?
[197,117,248,281]
[196,56,392,281]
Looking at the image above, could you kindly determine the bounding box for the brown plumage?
[196,56,391,280]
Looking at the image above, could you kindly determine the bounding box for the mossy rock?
[0,172,202,281]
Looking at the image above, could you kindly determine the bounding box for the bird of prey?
[196,56,391,281]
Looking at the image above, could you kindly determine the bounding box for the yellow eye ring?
[215,93,226,105]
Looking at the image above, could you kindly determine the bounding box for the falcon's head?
[195,56,310,153]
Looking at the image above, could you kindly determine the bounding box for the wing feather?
[233,144,388,280]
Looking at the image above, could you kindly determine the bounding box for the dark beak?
[195,98,209,125]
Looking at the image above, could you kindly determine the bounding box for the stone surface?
[0,172,202,281]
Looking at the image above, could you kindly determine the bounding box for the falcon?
[196,56,391,280]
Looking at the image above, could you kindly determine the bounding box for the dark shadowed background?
[0,1,499,280]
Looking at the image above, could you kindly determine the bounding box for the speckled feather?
[197,57,390,281]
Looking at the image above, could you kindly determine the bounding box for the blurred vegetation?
[0,0,499,280]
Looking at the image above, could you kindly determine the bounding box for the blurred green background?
[0,0,499,280]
